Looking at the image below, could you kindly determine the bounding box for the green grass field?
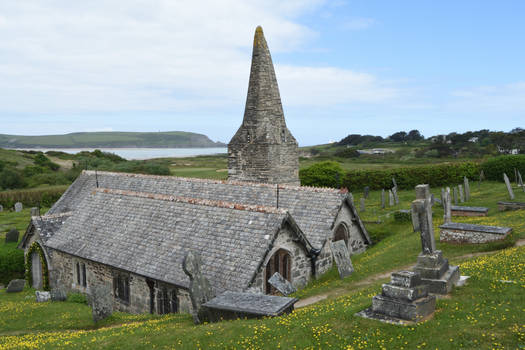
[0,181,523,349]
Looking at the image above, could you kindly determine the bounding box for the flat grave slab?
[497,201,525,211]
[439,222,512,244]
[451,205,488,217]
[203,291,298,322]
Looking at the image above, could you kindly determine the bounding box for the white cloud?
[449,82,525,113]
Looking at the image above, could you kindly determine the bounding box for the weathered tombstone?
[35,291,51,302]
[30,207,40,217]
[91,284,113,322]
[5,228,19,243]
[330,240,354,279]
[183,250,215,324]
[381,189,385,209]
[268,272,296,296]
[503,173,515,200]
[392,177,398,188]
[392,187,399,205]
[411,185,430,232]
[430,193,435,206]
[453,187,458,205]
[50,287,67,301]
[443,187,452,224]
[458,185,464,203]
[480,170,485,181]
[389,190,394,206]
[464,176,470,201]
[359,198,366,212]
[363,186,370,199]
[412,192,459,294]
[0,204,3,212]
[518,171,525,192]
[6,279,25,293]
[14,202,23,212]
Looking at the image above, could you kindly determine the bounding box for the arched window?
[265,249,292,294]
[334,223,349,246]
[281,129,286,143]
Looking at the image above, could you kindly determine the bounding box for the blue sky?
[0,0,524,145]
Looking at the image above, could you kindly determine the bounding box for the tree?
[407,130,424,141]
[389,131,407,142]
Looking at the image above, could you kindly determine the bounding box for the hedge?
[0,186,67,209]
[0,245,25,285]
[480,155,525,182]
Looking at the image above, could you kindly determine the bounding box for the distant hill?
[0,131,226,149]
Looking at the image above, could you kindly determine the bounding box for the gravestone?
[35,291,51,302]
[518,170,524,191]
[356,270,436,324]
[14,202,23,212]
[330,240,354,279]
[183,250,215,324]
[381,189,385,209]
[0,204,3,212]
[411,184,431,232]
[30,207,40,217]
[430,193,435,206]
[6,279,25,293]
[503,173,515,200]
[440,188,445,207]
[50,287,67,301]
[389,190,394,206]
[392,177,398,188]
[464,176,470,201]
[458,184,464,203]
[5,229,19,243]
[453,187,458,205]
[363,186,370,199]
[412,190,459,294]
[480,170,485,181]
[268,272,296,296]
[360,198,365,212]
[91,284,113,322]
[392,187,399,205]
[443,187,452,224]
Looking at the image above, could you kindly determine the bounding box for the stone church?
[19,27,371,315]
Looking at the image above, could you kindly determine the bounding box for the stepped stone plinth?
[413,250,459,294]
[356,271,436,324]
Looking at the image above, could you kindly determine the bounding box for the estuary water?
[12,147,227,160]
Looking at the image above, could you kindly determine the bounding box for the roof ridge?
[32,211,73,220]
[82,170,343,194]
[94,188,288,215]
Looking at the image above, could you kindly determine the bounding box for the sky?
[0,0,524,146]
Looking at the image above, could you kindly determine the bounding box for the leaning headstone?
[330,240,354,279]
[503,173,515,200]
[381,189,385,209]
[183,250,215,324]
[518,171,525,192]
[35,291,51,303]
[458,184,464,203]
[5,229,19,243]
[91,284,113,322]
[412,192,459,294]
[453,187,458,205]
[389,190,394,206]
[14,202,23,212]
[443,187,452,224]
[392,187,399,205]
[268,272,296,296]
[356,270,436,324]
[464,176,470,201]
[30,207,40,217]
[6,279,25,293]
[359,198,366,212]
[392,177,398,189]
[363,186,370,199]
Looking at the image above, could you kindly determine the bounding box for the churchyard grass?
[0,181,523,348]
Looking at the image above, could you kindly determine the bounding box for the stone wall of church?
[49,250,191,315]
[248,226,311,293]
[332,203,367,254]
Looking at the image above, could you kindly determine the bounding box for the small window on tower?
[247,131,251,143]
[281,129,286,142]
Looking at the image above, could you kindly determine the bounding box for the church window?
[76,262,81,285]
[281,129,286,142]
[334,223,349,247]
[157,287,178,314]
[81,263,87,287]
[113,274,130,304]
[247,131,252,143]
[265,249,292,294]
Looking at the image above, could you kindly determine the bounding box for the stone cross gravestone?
[503,173,515,200]
[330,240,354,279]
[381,189,385,209]
[389,190,394,206]
[458,185,464,203]
[91,284,113,322]
[453,187,458,205]
[268,272,296,296]
[14,202,23,212]
[5,229,19,243]
[464,176,470,201]
[183,250,215,324]
[360,198,365,212]
[363,186,370,199]
[6,279,25,293]
[443,187,452,224]
[413,187,435,254]
[411,185,431,232]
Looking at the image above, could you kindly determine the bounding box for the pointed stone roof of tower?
[232,26,295,144]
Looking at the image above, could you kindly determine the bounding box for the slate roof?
[18,212,72,249]
[45,188,303,293]
[48,171,369,248]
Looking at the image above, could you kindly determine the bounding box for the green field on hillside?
[0,181,523,349]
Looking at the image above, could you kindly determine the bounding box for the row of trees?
[338,130,424,146]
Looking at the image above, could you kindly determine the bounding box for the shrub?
[67,292,88,304]
[480,155,525,182]
[334,148,360,158]
[0,168,26,190]
[393,210,411,223]
[0,245,25,285]
[300,161,345,188]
